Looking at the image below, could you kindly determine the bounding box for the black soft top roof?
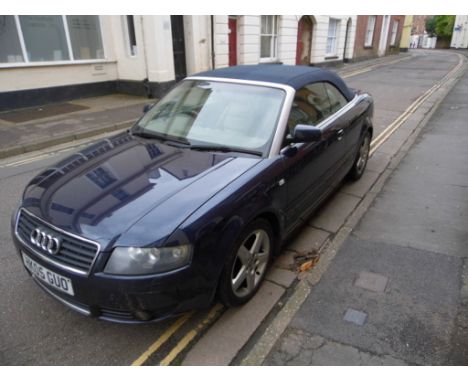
[192,64,355,101]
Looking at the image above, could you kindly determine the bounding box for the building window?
[365,16,376,47]
[19,15,70,62]
[260,15,278,61]
[326,18,340,55]
[66,15,104,60]
[0,15,105,65]
[0,16,24,63]
[124,15,137,56]
[390,20,399,46]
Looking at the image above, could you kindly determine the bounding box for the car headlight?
[104,245,192,275]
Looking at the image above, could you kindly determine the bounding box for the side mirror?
[290,124,322,143]
[143,103,156,113]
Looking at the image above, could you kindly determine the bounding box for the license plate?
[22,252,75,296]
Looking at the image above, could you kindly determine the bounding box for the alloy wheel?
[230,229,271,298]
[356,134,370,175]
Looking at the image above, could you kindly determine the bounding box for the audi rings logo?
[30,228,61,255]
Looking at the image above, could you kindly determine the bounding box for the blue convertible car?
[12,65,373,323]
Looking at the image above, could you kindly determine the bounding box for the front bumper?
[14,239,215,324]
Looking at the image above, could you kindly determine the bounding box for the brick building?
[412,15,431,35]
[353,15,405,61]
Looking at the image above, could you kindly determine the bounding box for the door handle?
[337,129,344,141]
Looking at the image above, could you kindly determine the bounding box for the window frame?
[123,15,138,57]
[324,82,349,113]
[326,18,340,56]
[259,15,279,63]
[0,15,107,68]
[364,16,376,47]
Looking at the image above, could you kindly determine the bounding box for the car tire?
[348,130,371,181]
[218,219,273,307]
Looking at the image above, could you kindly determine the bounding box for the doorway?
[378,15,391,57]
[171,15,187,82]
[296,16,314,65]
[228,16,237,66]
[343,18,352,62]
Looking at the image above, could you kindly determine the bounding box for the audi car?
[11,65,373,323]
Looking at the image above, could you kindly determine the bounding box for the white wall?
[451,15,468,49]
[309,15,357,64]
[110,16,147,82]
[278,16,298,65]
[0,16,118,92]
[237,16,261,65]
[0,14,361,95]
[213,15,229,68]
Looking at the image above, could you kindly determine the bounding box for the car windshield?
[134,80,285,154]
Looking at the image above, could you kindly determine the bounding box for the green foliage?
[434,15,456,38]
[426,15,456,38]
[425,16,437,37]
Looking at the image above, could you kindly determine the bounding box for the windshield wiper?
[131,129,190,146]
[188,144,263,156]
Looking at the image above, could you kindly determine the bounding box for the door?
[296,17,312,65]
[171,15,187,82]
[343,18,352,62]
[378,15,391,56]
[228,16,237,66]
[281,82,347,230]
[323,82,366,180]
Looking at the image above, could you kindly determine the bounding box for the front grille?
[16,208,99,274]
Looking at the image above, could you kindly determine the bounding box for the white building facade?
[451,15,468,49]
[0,15,357,111]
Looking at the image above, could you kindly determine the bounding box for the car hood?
[21,132,261,249]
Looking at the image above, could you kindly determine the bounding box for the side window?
[287,82,332,135]
[325,83,348,113]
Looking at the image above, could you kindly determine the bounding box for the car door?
[324,82,367,181]
[281,82,346,232]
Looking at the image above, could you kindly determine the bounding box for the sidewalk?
[261,61,468,366]
[0,94,149,159]
[0,53,413,160]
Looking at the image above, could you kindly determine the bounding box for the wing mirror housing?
[289,124,322,143]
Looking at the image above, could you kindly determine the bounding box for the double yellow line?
[369,53,465,156]
[340,55,414,79]
[131,304,224,366]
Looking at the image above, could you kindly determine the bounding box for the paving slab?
[354,271,389,293]
[273,250,297,270]
[366,151,392,173]
[341,169,380,198]
[182,281,284,365]
[309,192,360,233]
[285,226,330,254]
[265,268,297,288]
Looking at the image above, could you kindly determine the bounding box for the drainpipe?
[140,15,151,97]
[210,15,215,70]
